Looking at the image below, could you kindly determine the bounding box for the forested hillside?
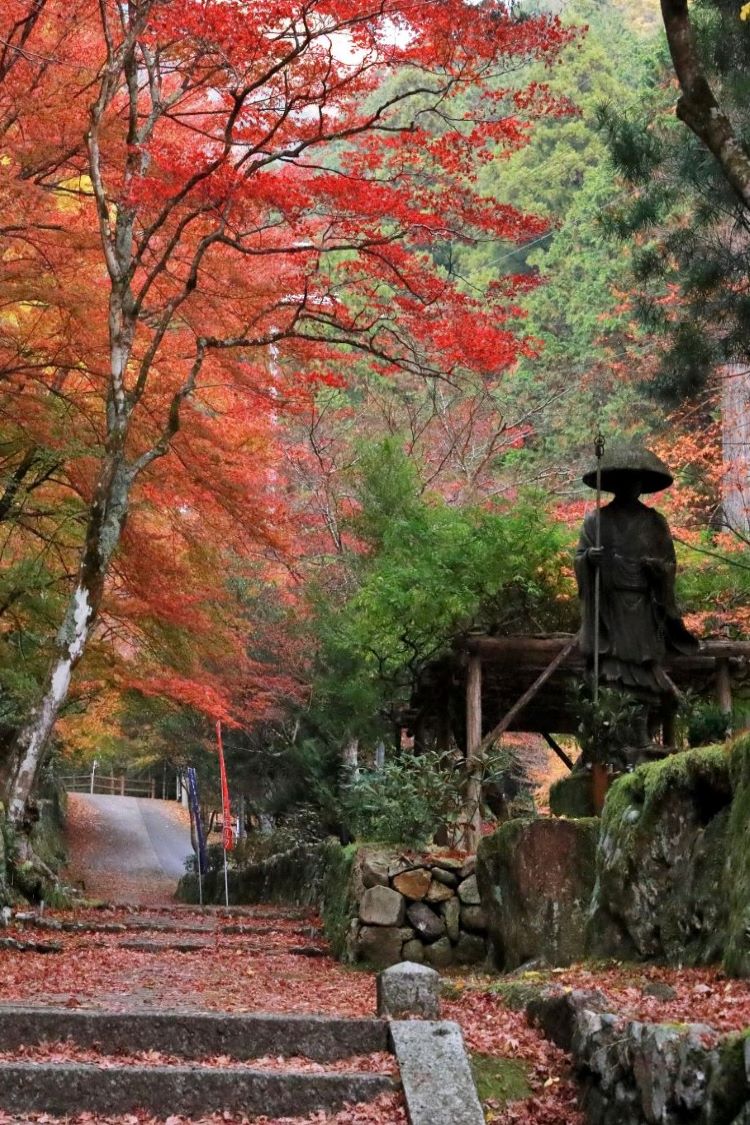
[0,0,748,843]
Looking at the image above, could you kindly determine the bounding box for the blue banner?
[186,766,208,876]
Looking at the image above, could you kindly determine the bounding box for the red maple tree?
[0,0,575,825]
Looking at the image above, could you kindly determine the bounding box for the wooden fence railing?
[58,774,161,799]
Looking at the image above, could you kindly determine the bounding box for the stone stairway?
[0,1007,397,1117]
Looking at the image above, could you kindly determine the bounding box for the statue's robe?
[575,498,698,693]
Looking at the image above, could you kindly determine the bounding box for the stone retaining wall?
[177,841,487,969]
[347,849,487,969]
[527,988,750,1125]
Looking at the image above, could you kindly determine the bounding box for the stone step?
[117,938,326,955]
[0,1008,388,1062]
[14,917,322,937]
[0,1061,396,1117]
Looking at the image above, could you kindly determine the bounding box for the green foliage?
[338,751,466,848]
[449,0,660,471]
[576,686,642,765]
[684,698,732,748]
[599,0,750,404]
[310,440,575,747]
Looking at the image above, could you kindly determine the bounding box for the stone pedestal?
[376,962,440,1020]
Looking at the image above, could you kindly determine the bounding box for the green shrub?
[339,751,464,847]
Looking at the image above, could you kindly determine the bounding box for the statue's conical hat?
[582,443,673,494]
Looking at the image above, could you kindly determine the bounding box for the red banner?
[216,720,234,852]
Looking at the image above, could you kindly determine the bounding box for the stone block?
[359,885,405,927]
[377,962,440,1019]
[441,897,460,943]
[392,868,431,901]
[406,902,445,943]
[549,773,594,819]
[426,880,454,904]
[361,854,390,889]
[424,936,454,968]
[389,1020,484,1125]
[402,939,426,964]
[460,905,487,933]
[459,856,476,879]
[431,867,458,888]
[432,855,464,873]
[477,817,599,970]
[454,932,485,965]
[357,925,411,967]
[457,875,481,905]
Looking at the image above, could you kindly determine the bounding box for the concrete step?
[0,1061,396,1117]
[0,1007,389,1062]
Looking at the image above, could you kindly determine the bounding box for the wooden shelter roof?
[406,633,750,739]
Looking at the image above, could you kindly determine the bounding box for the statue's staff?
[593,430,605,704]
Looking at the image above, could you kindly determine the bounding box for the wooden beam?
[477,637,578,756]
[541,732,574,771]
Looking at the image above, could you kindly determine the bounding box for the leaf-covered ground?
[0,902,748,1125]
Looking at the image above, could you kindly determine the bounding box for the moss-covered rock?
[320,842,358,959]
[725,738,750,978]
[477,817,599,970]
[589,747,733,965]
[549,773,595,818]
[705,1028,750,1123]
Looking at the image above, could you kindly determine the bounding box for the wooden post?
[150,777,156,799]
[119,775,125,796]
[716,658,733,730]
[463,654,483,853]
[662,709,677,749]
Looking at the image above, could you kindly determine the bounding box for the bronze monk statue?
[575,444,698,755]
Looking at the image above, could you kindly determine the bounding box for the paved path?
[64,793,193,904]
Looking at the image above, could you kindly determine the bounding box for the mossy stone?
[705,1029,750,1121]
[589,747,733,965]
[725,737,750,977]
[477,817,599,970]
[550,773,594,818]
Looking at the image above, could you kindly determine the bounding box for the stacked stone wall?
[346,849,487,969]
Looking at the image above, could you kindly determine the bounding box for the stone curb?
[0,1062,396,1117]
[0,1008,389,1062]
[389,1019,484,1125]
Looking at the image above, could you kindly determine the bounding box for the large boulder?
[589,747,733,966]
[725,737,750,977]
[359,885,406,928]
[477,817,599,970]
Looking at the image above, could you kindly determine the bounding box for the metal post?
[90,759,98,795]
[223,848,229,908]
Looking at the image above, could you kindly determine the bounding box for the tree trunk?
[660,0,750,212]
[342,738,360,782]
[720,363,750,534]
[4,456,132,826]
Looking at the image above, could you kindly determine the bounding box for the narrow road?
[64,793,193,905]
